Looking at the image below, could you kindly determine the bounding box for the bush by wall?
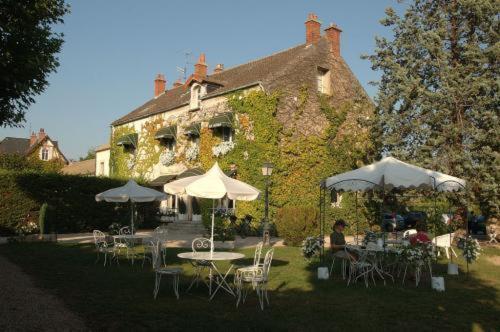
[0,170,158,235]
[275,206,320,245]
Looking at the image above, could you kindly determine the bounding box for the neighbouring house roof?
[95,143,110,152]
[61,159,96,175]
[0,137,30,155]
[0,136,68,164]
[112,37,354,127]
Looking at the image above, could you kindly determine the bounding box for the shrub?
[38,202,48,234]
[275,206,319,246]
[0,170,157,235]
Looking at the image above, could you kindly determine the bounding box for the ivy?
[134,117,164,178]
[110,125,136,178]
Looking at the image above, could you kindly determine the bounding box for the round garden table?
[177,251,245,300]
[113,234,152,264]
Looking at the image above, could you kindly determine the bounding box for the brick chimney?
[154,74,166,97]
[305,13,321,45]
[37,128,46,141]
[213,63,224,74]
[29,131,37,146]
[324,23,342,57]
[173,78,183,88]
[194,53,207,80]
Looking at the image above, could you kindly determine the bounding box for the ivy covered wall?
[110,87,375,235]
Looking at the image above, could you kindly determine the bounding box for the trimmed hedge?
[275,206,320,246]
[0,170,158,235]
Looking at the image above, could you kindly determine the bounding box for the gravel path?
[0,255,88,331]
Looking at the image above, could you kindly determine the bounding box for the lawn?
[0,243,499,331]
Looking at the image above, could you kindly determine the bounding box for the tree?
[79,147,96,161]
[0,0,70,127]
[365,0,499,217]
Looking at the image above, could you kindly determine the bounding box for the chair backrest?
[433,233,454,247]
[253,242,264,267]
[262,248,274,280]
[403,229,417,238]
[149,240,162,270]
[153,226,169,242]
[93,230,105,244]
[119,226,131,236]
[192,238,212,253]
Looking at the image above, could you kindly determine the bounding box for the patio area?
[0,242,498,331]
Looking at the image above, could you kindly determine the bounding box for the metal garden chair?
[186,237,212,292]
[235,247,274,310]
[93,230,118,266]
[150,241,183,299]
[235,242,263,275]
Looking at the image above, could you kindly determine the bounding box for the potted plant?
[191,198,202,222]
[178,198,187,221]
[301,236,327,279]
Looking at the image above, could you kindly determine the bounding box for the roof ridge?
[207,42,307,78]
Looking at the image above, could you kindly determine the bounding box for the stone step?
[166,222,205,234]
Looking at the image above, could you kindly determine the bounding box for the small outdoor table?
[113,234,152,264]
[347,245,395,284]
[177,251,245,300]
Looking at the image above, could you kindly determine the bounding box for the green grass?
[0,243,499,331]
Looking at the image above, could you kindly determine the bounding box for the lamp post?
[261,162,274,245]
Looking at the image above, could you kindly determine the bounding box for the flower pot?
[317,266,329,280]
[447,263,459,275]
[192,214,202,222]
[431,277,445,291]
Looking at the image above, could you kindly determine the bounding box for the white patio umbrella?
[164,162,260,253]
[96,180,167,233]
[324,156,466,192]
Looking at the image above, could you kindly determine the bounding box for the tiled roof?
[0,137,30,155]
[112,39,331,126]
[61,159,96,175]
[95,143,110,152]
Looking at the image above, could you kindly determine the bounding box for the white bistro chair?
[433,233,458,259]
[93,230,118,266]
[114,226,132,258]
[143,226,169,267]
[235,248,274,310]
[235,242,263,275]
[346,247,374,288]
[186,237,212,292]
[150,241,183,299]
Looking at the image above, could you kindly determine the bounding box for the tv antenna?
[176,51,192,81]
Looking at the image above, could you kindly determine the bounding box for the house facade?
[109,13,374,223]
[95,143,110,176]
[0,128,68,165]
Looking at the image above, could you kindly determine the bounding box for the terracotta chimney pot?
[154,74,166,97]
[305,13,321,45]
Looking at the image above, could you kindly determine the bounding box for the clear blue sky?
[1,0,406,160]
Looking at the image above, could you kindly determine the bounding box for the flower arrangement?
[185,145,199,161]
[212,141,235,157]
[160,150,175,166]
[462,236,481,264]
[399,241,436,265]
[302,236,324,260]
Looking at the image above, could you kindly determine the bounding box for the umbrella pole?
[130,201,135,234]
[211,200,215,256]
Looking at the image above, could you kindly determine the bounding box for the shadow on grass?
[0,242,498,331]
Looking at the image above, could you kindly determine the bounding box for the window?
[165,139,175,152]
[190,84,201,110]
[317,67,331,95]
[99,162,104,175]
[41,148,49,161]
[221,127,232,142]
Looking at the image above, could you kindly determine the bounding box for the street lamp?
[261,162,274,245]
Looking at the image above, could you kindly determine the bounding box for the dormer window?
[41,148,49,161]
[190,84,202,110]
[317,67,331,95]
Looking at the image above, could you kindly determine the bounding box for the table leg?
[209,263,236,301]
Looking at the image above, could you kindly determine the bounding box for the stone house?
[109,13,373,224]
[0,128,68,165]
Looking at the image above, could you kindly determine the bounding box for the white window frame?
[317,67,331,95]
[41,148,49,161]
[190,84,201,110]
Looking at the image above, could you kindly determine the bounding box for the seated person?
[409,223,431,245]
[330,219,351,259]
